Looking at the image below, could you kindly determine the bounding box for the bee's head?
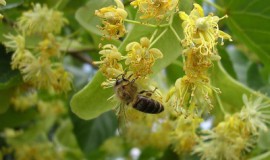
[115,77,129,86]
[115,73,136,87]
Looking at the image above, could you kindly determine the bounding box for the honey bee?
[114,74,164,114]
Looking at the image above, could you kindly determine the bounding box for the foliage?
[1,0,270,159]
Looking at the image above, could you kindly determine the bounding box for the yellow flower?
[168,75,220,115]
[17,3,68,35]
[95,0,127,39]
[37,100,66,117]
[131,0,178,20]
[123,109,172,150]
[20,57,56,89]
[125,37,163,78]
[11,90,38,112]
[94,44,124,79]
[239,94,270,133]
[171,115,202,153]
[4,34,34,69]
[38,34,61,58]
[179,3,232,56]
[194,115,254,160]
[52,65,73,93]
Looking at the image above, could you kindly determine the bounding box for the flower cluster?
[0,0,6,19]
[94,44,124,79]
[4,4,72,93]
[96,37,163,83]
[125,37,163,78]
[167,3,231,115]
[17,3,68,35]
[95,0,127,39]
[171,115,202,154]
[179,3,232,56]
[131,0,179,20]
[194,95,270,160]
[11,89,37,112]
[123,107,173,150]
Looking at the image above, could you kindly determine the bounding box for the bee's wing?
[115,102,129,136]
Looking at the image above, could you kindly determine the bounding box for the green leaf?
[75,0,113,36]
[247,63,265,90]
[0,89,13,114]
[71,0,192,120]
[165,61,184,85]
[219,0,270,67]
[54,119,85,160]
[218,47,237,79]
[71,71,114,120]
[258,130,270,150]
[0,44,22,90]
[71,111,117,158]
[75,0,121,48]
[0,107,37,130]
[211,62,270,113]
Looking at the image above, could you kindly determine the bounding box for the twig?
[69,51,99,69]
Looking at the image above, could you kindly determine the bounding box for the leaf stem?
[203,0,225,12]
[215,92,228,115]
[170,25,182,44]
[150,29,159,42]
[149,28,168,48]
[124,19,170,28]
[124,19,157,28]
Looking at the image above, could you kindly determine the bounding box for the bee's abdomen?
[133,95,164,114]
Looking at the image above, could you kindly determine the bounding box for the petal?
[193,3,204,17]
[179,11,189,20]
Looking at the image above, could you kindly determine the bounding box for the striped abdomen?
[133,95,164,114]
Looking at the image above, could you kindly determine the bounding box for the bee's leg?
[131,76,138,84]
[127,74,133,80]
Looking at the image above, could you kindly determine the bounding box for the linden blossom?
[4,3,72,93]
[94,44,124,79]
[95,0,127,39]
[125,37,163,78]
[166,3,232,116]
[17,3,68,35]
[131,0,179,20]
[179,3,232,56]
